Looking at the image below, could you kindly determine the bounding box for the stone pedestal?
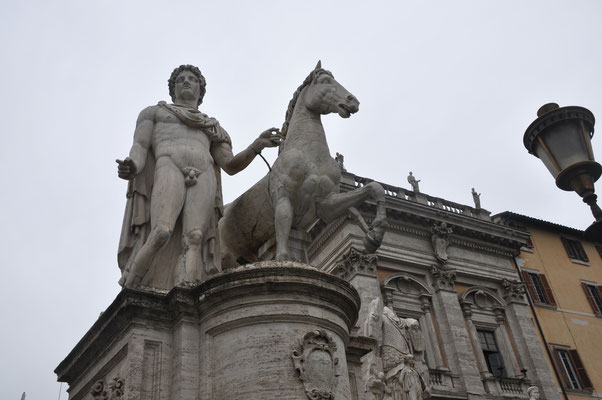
[56,261,360,400]
[257,229,312,263]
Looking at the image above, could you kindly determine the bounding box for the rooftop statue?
[335,152,346,171]
[407,172,420,193]
[471,187,481,209]
[116,65,281,289]
[219,61,387,267]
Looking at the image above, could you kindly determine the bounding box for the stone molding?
[339,177,528,257]
[55,262,361,382]
[307,216,348,258]
[57,262,362,400]
[459,286,507,311]
[196,261,361,332]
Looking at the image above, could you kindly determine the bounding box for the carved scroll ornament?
[90,376,125,400]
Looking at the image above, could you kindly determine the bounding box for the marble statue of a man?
[407,172,420,193]
[471,188,481,209]
[117,64,281,289]
[382,307,413,375]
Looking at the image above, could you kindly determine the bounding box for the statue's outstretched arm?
[214,127,281,175]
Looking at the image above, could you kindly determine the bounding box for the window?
[561,237,589,262]
[477,330,505,377]
[581,282,602,314]
[521,271,556,306]
[553,348,593,390]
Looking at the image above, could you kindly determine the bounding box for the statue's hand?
[116,157,137,180]
[250,127,282,152]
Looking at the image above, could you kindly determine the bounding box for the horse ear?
[315,60,322,69]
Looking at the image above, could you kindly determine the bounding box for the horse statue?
[219,61,387,268]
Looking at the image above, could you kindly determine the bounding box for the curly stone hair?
[168,64,207,106]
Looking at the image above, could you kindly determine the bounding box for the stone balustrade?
[344,171,491,221]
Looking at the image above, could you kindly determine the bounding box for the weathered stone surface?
[56,261,360,400]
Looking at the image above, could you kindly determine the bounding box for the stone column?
[501,279,561,400]
[331,249,385,400]
[493,308,520,378]
[461,301,501,397]
[460,302,489,377]
[430,267,486,399]
[332,247,383,335]
[123,334,145,399]
[420,295,444,369]
[170,316,201,399]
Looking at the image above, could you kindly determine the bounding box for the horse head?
[302,62,360,118]
[281,62,360,141]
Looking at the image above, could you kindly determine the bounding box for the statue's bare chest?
[152,110,209,146]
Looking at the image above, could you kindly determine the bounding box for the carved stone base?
[56,261,360,400]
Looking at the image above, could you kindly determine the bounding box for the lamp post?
[524,103,602,240]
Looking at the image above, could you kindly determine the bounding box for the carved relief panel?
[292,330,340,400]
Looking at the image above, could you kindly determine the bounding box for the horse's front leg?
[274,195,293,261]
[316,182,387,253]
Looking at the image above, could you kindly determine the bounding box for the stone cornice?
[55,287,179,383]
[336,182,529,256]
[307,215,348,258]
[56,263,362,387]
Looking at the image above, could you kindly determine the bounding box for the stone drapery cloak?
[117,102,232,289]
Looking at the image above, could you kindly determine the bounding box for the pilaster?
[431,267,486,399]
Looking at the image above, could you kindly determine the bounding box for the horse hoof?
[364,225,385,254]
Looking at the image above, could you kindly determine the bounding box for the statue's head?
[168,65,207,106]
[527,386,539,400]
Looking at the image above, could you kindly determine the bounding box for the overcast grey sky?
[2,0,602,398]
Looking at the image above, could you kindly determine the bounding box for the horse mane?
[279,68,333,152]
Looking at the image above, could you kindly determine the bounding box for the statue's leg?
[125,157,185,288]
[274,195,293,261]
[181,170,217,284]
[316,182,385,222]
[316,182,387,253]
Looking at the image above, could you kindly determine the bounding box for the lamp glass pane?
[534,122,591,177]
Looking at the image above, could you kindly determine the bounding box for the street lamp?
[524,103,602,240]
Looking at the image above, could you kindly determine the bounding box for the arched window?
[382,273,444,369]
